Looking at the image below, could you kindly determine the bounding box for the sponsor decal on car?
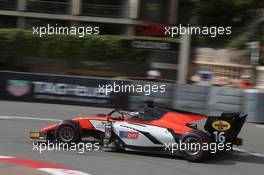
[212,120,231,131]
[119,131,139,140]
[6,80,30,96]
[95,122,107,129]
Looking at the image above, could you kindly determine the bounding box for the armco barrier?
[172,85,244,116]
[173,84,209,114]
[0,71,129,108]
[172,85,263,123]
[208,87,243,116]
[0,71,263,123]
[128,80,174,110]
[243,89,264,123]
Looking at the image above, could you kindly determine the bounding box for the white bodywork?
[112,122,176,147]
[89,120,107,132]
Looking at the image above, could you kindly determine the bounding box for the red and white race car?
[30,102,247,161]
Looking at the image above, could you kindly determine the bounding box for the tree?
[192,0,264,47]
[193,0,264,27]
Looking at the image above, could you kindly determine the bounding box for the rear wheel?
[180,130,211,162]
[54,120,81,144]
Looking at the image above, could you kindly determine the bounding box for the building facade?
[0,0,180,35]
[0,0,187,80]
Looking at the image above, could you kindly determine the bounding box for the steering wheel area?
[107,109,125,120]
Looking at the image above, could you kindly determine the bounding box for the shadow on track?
[105,149,264,165]
[203,151,264,165]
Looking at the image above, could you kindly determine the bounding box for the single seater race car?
[30,102,247,161]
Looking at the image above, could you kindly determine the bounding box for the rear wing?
[204,113,247,145]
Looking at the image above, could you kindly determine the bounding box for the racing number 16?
[213,131,225,143]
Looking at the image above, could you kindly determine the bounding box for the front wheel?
[54,120,81,144]
[180,130,211,162]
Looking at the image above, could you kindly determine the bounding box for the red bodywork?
[41,112,206,135]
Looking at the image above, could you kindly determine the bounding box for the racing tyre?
[180,130,211,162]
[54,120,81,144]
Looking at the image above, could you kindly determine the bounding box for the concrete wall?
[208,87,243,116]
[171,85,263,123]
[243,89,264,123]
[129,80,173,110]
[173,84,209,114]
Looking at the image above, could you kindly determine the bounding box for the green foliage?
[193,0,263,27]
[193,0,237,27]
[225,35,250,49]
[192,0,263,48]
[234,0,264,8]
[0,29,179,63]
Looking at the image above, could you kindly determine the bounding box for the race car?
[30,102,247,161]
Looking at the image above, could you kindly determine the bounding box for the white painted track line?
[233,148,264,158]
[255,124,264,129]
[0,115,61,122]
[0,156,13,158]
[38,168,92,175]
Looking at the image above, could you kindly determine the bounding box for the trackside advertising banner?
[0,71,129,108]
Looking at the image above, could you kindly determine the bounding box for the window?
[27,0,70,14]
[0,0,17,10]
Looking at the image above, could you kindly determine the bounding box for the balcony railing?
[81,3,130,18]
[27,0,70,14]
[0,0,17,10]
[0,0,130,18]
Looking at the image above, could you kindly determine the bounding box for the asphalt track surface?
[0,100,264,175]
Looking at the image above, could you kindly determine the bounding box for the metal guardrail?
[172,85,263,123]
[0,71,130,108]
[0,71,263,123]
[173,84,209,115]
[129,80,174,110]
[208,87,243,116]
[243,89,264,123]
[172,85,243,115]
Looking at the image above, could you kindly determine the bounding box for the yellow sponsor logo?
[212,120,231,131]
[30,132,40,138]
